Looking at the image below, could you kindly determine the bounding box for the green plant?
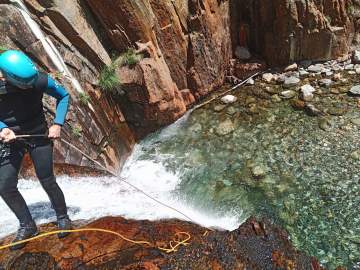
[53,71,63,81]
[98,60,121,92]
[120,48,143,66]
[71,126,82,137]
[78,92,90,105]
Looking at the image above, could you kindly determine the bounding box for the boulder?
[0,216,322,270]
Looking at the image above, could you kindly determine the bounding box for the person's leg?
[0,142,37,250]
[28,140,68,219]
[0,143,34,225]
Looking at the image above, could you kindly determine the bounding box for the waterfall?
[9,0,84,95]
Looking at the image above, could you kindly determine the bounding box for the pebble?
[300,84,316,101]
[221,95,237,104]
[318,79,333,88]
[308,64,323,73]
[349,85,360,96]
[299,70,310,78]
[284,63,298,72]
[246,78,255,85]
[283,76,300,88]
[262,73,274,83]
[280,90,296,99]
[345,64,354,70]
[215,119,235,136]
[353,50,360,64]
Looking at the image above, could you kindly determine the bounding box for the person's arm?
[0,121,7,130]
[43,76,70,139]
[44,76,70,126]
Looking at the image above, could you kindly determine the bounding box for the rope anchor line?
[0,228,191,254]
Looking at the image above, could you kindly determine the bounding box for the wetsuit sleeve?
[44,76,70,126]
[0,121,7,129]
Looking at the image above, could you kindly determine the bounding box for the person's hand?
[0,128,16,143]
[48,124,62,139]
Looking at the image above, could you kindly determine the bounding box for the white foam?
[0,144,241,238]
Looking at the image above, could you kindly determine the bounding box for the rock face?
[0,216,323,270]
[231,0,359,66]
[1,0,360,172]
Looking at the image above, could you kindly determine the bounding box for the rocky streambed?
[133,57,360,269]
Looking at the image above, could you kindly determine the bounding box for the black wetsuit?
[0,73,69,225]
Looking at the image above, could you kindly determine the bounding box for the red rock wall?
[231,0,358,65]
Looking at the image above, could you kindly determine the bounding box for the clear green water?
[138,80,360,269]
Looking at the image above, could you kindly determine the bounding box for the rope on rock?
[0,228,191,254]
[193,71,263,111]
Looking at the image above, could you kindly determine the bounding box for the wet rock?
[214,104,227,112]
[305,104,323,116]
[349,85,360,96]
[283,76,300,88]
[351,150,360,160]
[0,216,323,270]
[328,106,347,116]
[234,61,267,80]
[221,95,237,104]
[226,106,237,115]
[318,78,333,88]
[235,46,251,60]
[216,119,235,135]
[252,165,267,179]
[300,84,316,101]
[300,60,312,68]
[181,89,196,108]
[291,99,306,110]
[284,63,298,72]
[262,73,275,83]
[245,96,257,105]
[280,90,296,99]
[350,118,360,125]
[319,118,332,131]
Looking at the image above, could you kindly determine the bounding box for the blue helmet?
[0,50,38,89]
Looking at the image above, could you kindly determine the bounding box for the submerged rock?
[216,119,235,135]
[305,104,324,116]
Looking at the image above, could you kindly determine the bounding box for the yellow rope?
[0,228,191,254]
[157,232,191,253]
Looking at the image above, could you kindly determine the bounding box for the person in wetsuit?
[0,50,72,250]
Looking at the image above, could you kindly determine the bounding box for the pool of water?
[136,78,360,269]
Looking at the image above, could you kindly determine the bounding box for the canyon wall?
[0,0,359,172]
